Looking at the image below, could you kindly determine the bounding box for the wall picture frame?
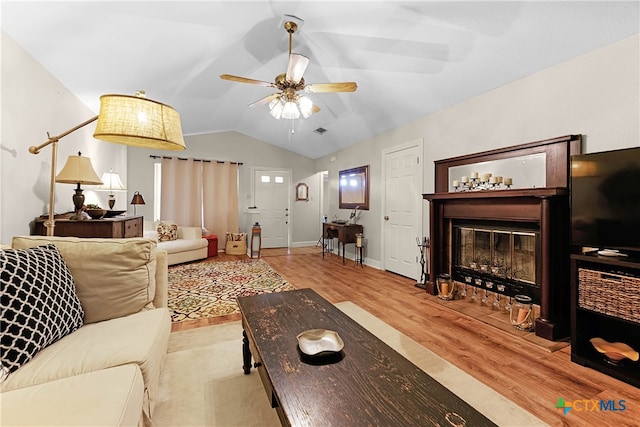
[296,182,309,201]
[339,165,370,210]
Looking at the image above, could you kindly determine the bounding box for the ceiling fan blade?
[306,82,358,93]
[285,53,309,84]
[248,93,281,108]
[220,74,275,87]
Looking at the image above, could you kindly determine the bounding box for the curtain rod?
[149,155,243,165]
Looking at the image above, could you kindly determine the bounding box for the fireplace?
[423,135,582,340]
[452,222,540,303]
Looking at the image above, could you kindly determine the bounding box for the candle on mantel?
[452,180,460,188]
[481,174,490,182]
[504,177,513,186]
[461,176,469,183]
[470,171,479,179]
[495,176,503,183]
[489,176,498,184]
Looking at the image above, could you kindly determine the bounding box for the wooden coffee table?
[237,288,496,426]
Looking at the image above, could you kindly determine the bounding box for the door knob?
[384,216,389,221]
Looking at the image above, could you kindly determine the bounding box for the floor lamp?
[29,91,186,236]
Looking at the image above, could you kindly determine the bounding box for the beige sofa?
[143,220,208,265]
[1,236,171,427]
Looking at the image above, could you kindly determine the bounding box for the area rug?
[153,301,546,427]
[167,259,295,322]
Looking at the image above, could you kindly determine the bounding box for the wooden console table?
[322,222,363,264]
[34,215,143,238]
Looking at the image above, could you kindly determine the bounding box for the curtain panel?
[160,157,238,237]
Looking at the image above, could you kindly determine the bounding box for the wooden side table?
[250,226,261,258]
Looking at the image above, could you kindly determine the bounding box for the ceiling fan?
[220,18,357,120]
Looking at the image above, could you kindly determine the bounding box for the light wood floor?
[173,247,640,427]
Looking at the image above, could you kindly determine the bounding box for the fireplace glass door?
[453,224,539,294]
[512,232,536,284]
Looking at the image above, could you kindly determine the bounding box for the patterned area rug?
[167,259,295,322]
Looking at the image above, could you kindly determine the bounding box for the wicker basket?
[225,232,247,255]
[578,268,640,324]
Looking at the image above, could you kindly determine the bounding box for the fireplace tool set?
[415,237,429,289]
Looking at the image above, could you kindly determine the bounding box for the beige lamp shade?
[97,170,126,191]
[55,154,103,185]
[93,93,186,150]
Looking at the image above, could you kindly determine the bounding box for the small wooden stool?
[250,226,262,258]
[204,234,218,257]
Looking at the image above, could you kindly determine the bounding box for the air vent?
[314,127,327,135]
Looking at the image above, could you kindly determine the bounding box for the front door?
[254,169,291,248]
[383,140,423,279]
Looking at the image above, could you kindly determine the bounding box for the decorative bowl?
[590,337,639,366]
[103,210,126,218]
[296,329,344,356]
[85,208,106,219]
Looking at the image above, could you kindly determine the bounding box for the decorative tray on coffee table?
[296,329,344,356]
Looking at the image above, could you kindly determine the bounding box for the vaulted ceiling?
[2,1,638,158]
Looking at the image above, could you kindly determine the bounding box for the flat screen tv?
[571,147,640,253]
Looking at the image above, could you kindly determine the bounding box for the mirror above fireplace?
[448,152,547,192]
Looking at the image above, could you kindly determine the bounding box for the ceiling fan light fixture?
[221,15,356,123]
[269,98,284,119]
[282,101,300,120]
[299,96,314,118]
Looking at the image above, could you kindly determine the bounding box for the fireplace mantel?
[423,187,567,201]
[423,188,568,222]
[422,135,581,340]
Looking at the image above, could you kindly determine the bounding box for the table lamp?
[130,191,145,215]
[97,169,126,209]
[55,152,103,220]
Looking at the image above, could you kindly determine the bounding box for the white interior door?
[254,169,290,248]
[383,141,423,279]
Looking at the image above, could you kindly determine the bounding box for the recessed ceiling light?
[314,127,327,135]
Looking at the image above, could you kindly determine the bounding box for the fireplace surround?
[423,135,582,340]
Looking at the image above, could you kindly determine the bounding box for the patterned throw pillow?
[0,244,84,381]
[157,222,178,242]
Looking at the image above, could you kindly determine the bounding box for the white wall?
[1,31,127,244]
[314,33,640,266]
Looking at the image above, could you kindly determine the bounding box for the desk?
[323,222,363,264]
[34,215,143,238]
